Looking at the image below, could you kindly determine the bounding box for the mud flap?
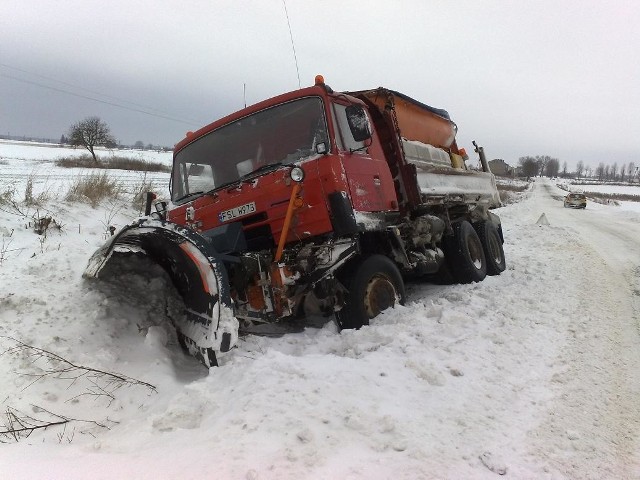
[84,217,238,367]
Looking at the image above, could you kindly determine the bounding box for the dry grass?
[130,172,157,213]
[24,175,54,207]
[65,172,122,207]
[496,182,531,204]
[55,155,170,172]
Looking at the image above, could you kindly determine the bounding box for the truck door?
[332,102,396,212]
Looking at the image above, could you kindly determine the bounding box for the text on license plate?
[218,201,257,222]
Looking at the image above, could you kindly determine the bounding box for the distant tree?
[518,156,538,178]
[146,143,154,150]
[59,134,67,145]
[596,163,605,181]
[576,160,584,178]
[611,162,618,181]
[544,158,560,177]
[620,164,627,182]
[629,162,637,182]
[68,116,116,163]
[561,161,568,178]
[134,140,144,150]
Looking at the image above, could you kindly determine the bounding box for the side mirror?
[345,105,372,142]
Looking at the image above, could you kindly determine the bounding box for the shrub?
[55,155,170,172]
[106,156,169,173]
[65,172,122,207]
[55,155,94,168]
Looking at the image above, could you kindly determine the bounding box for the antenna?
[282,0,301,89]
[243,83,247,108]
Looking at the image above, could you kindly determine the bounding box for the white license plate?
[218,201,257,222]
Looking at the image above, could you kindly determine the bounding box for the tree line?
[519,155,638,182]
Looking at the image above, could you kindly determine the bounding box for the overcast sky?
[1,0,639,170]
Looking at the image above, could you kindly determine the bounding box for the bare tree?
[620,163,627,182]
[611,162,618,181]
[576,160,584,178]
[68,116,116,164]
[544,158,560,177]
[518,156,538,178]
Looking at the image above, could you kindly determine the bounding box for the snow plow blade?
[84,218,238,367]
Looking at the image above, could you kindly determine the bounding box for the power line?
[0,65,204,126]
[0,62,201,123]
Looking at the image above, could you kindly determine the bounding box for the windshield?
[171,97,328,202]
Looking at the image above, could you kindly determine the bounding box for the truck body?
[85,76,505,367]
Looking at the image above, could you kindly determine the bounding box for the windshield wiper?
[239,162,284,181]
[175,163,286,202]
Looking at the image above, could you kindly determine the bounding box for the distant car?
[564,193,587,209]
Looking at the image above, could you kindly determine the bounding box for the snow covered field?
[575,184,640,196]
[1,143,640,479]
[0,140,173,200]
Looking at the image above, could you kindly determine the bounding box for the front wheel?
[336,255,405,330]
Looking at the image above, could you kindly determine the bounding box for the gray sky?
[1,0,639,170]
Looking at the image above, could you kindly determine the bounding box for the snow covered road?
[1,176,640,479]
[505,179,640,478]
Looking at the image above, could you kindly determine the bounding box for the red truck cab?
[168,77,398,252]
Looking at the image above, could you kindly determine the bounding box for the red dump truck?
[85,75,505,367]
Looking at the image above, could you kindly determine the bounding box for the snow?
[2,142,640,479]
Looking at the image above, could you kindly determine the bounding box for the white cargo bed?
[415,169,501,207]
[402,139,501,208]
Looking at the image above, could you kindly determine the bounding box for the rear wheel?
[442,220,487,284]
[475,220,506,275]
[336,254,405,330]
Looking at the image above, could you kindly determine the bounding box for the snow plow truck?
[85,75,505,367]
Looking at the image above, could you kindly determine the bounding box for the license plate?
[218,201,257,222]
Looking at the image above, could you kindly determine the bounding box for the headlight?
[290,166,305,183]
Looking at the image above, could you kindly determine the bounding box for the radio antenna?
[282,0,301,89]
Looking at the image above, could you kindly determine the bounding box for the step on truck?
[85,75,506,367]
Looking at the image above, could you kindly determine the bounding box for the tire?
[475,220,506,276]
[442,220,487,284]
[336,254,405,330]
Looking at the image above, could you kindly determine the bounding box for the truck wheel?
[443,220,487,284]
[475,220,506,275]
[336,255,405,330]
